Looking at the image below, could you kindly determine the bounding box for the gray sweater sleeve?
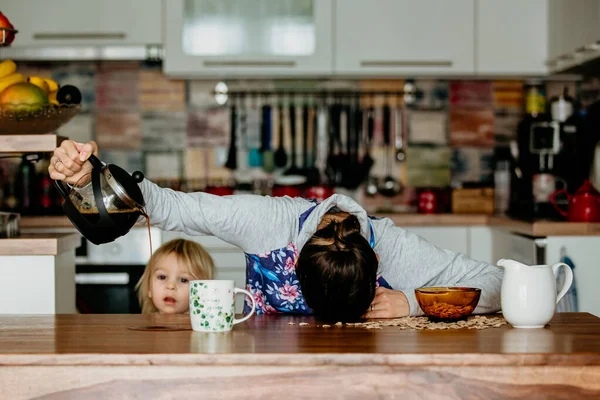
[373,218,503,316]
[139,179,311,253]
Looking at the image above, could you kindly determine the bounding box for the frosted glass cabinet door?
[164,0,333,77]
[334,0,475,75]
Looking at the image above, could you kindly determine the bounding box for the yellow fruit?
[48,90,58,106]
[0,82,49,113]
[44,78,59,92]
[28,76,50,94]
[0,60,17,79]
[0,73,26,93]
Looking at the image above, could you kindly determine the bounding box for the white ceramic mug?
[189,280,256,332]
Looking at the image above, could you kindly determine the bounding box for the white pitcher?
[497,259,573,328]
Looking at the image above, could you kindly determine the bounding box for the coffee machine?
[508,85,578,220]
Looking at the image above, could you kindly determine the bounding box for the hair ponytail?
[296,214,378,322]
[332,215,362,251]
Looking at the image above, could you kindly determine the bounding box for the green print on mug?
[189,280,256,332]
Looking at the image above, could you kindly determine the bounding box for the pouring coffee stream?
[54,154,148,246]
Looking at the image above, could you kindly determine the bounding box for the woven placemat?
[345,315,507,330]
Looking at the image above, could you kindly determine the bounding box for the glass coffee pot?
[54,154,145,245]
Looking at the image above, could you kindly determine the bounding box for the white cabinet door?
[548,0,600,72]
[164,0,333,77]
[2,0,162,46]
[334,0,475,75]
[488,229,538,266]
[404,227,469,256]
[545,237,600,317]
[476,0,548,75]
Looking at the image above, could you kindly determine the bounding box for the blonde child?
[136,239,215,314]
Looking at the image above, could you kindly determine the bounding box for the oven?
[75,227,162,314]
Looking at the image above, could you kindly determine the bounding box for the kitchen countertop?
[20,214,600,237]
[0,232,81,255]
[0,313,598,398]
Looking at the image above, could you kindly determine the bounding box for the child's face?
[148,252,193,314]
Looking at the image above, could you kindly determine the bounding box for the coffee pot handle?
[552,262,573,304]
[87,154,103,170]
[53,154,103,200]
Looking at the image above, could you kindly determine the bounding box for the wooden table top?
[0,313,599,367]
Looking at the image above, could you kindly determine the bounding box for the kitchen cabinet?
[334,0,475,76]
[1,0,162,47]
[547,0,600,73]
[476,0,548,75]
[545,236,600,317]
[0,233,80,314]
[164,0,333,77]
[488,228,600,318]
[404,227,469,256]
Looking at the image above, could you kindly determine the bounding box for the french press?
[54,154,145,245]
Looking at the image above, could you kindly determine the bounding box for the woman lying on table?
[49,140,503,322]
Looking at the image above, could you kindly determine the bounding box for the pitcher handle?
[552,262,573,304]
[233,288,256,325]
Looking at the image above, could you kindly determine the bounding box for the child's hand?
[363,287,409,319]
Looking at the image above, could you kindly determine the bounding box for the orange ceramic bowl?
[415,287,481,322]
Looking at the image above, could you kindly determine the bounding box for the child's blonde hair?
[136,238,215,314]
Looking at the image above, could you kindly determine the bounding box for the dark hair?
[296,215,378,322]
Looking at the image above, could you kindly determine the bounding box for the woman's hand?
[48,140,99,185]
[363,287,410,319]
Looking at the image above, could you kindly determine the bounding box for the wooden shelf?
[0,232,81,255]
[0,134,65,153]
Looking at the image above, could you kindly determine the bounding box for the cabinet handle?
[203,61,296,68]
[33,32,126,40]
[557,54,575,61]
[575,43,600,53]
[360,60,453,68]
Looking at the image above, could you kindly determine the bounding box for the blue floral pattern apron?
[244,204,393,314]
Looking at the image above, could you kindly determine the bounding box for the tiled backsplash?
[1,60,581,211]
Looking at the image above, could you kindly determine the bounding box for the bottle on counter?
[15,154,38,214]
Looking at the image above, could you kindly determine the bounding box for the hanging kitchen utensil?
[378,98,402,197]
[274,103,288,168]
[363,102,378,197]
[326,102,342,186]
[236,94,249,172]
[315,102,329,185]
[224,100,237,170]
[284,101,302,176]
[394,101,406,163]
[301,103,320,186]
[343,95,364,190]
[247,92,263,168]
[260,102,274,173]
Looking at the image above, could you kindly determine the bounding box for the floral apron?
[244,204,393,315]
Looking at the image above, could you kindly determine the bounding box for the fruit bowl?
[0,104,81,134]
[415,287,481,322]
